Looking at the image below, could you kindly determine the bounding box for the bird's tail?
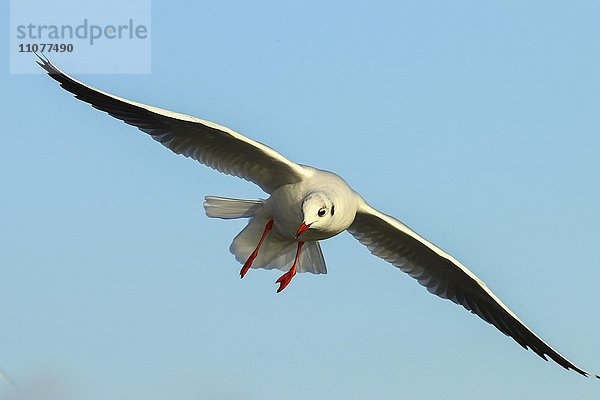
[205,195,327,274]
[230,217,327,274]
[203,196,264,219]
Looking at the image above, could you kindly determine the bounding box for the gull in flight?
[36,54,598,378]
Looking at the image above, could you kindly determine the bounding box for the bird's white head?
[296,191,338,239]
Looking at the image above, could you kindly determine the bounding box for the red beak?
[295,222,312,239]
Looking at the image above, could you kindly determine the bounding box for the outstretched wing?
[347,199,598,378]
[37,55,309,194]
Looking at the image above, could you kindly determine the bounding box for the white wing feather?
[347,199,597,378]
[37,56,309,194]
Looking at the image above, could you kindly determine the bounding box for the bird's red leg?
[240,219,274,278]
[276,241,304,293]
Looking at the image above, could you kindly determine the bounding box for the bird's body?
[205,167,360,286]
[266,168,359,241]
[36,54,598,378]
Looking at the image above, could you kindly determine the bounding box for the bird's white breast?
[267,168,359,241]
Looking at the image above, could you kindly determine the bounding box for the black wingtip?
[33,51,49,64]
[571,367,600,380]
[34,52,61,78]
[34,52,46,69]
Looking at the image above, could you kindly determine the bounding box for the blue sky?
[1,1,599,399]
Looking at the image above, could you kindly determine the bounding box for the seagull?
[36,54,598,379]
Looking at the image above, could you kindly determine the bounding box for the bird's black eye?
[317,208,327,217]
[331,204,335,216]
